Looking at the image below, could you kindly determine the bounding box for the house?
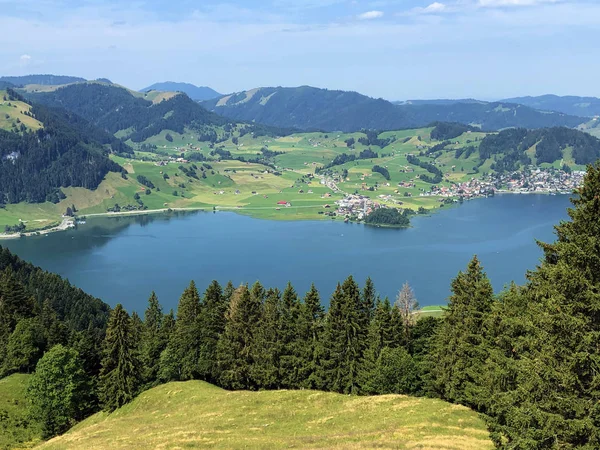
[277,200,288,205]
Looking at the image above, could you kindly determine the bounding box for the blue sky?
[0,0,598,100]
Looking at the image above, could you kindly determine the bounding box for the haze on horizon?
[0,0,598,101]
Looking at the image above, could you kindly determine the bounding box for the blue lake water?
[2,194,572,313]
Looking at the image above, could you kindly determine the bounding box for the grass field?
[0,90,43,132]
[0,374,42,450]
[417,305,447,319]
[39,381,492,450]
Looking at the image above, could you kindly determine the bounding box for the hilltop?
[38,380,492,449]
[202,85,587,132]
[141,82,221,101]
[502,94,600,117]
[0,74,86,87]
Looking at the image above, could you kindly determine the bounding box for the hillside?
[39,380,492,449]
[0,374,42,449]
[0,74,86,87]
[503,94,600,117]
[141,82,221,101]
[0,89,126,208]
[27,83,287,144]
[202,86,587,132]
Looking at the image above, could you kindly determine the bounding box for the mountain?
[141,82,221,101]
[393,99,483,106]
[477,126,600,172]
[502,94,600,118]
[202,86,587,132]
[29,82,230,143]
[0,74,86,87]
[0,88,127,204]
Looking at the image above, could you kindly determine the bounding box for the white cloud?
[357,10,384,20]
[478,0,560,7]
[19,54,31,66]
[424,2,447,13]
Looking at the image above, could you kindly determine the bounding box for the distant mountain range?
[0,74,86,86]
[202,86,587,132]
[501,95,600,118]
[141,82,221,101]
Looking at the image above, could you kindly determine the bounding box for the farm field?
[39,380,493,450]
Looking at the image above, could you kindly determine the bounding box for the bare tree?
[395,282,419,340]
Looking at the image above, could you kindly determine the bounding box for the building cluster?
[335,195,377,220]
[421,169,585,199]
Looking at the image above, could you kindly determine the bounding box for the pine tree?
[360,298,393,393]
[300,284,325,389]
[216,284,261,389]
[161,281,202,381]
[198,280,228,382]
[251,288,281,389]
[429,256,493,406]
[487,164,600,447]
[140,292,165,385]
[320,276,364,394]
[99,304,141,411]
[40,299,67,349]
[279,282,303,388]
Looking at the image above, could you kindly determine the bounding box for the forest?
[0,90,124,204]
[4,162,600,448]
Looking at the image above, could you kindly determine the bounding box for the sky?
[0,0,598,100]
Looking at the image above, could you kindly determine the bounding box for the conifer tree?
[360,298,393,393]
[217,284,261,389]
[251,288,281,389]
[99,304,140,411]
[279,282,302,388]
[198,280,228,382]
[161,281,202,381]
[140,292,165,385]
[320,276,364,394]
[299,284,325,389]
[488,164,600,447]
[429,256,493,406]
[395,282,419,344]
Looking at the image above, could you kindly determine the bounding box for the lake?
[2,194,572,313]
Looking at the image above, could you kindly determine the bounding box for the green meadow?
[39,380,492,450]
[0,374,42,449]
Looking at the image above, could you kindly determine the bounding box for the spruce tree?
[198,280,228,382]
[320,276,364,394]
[99,304,141,411]
[429,256,493,406]
[251,288,281,389]
[360,298,393,393]
[279,282,302,388]
[216,284,261,389]
[300,284,325,389]
[161,281,202,381]
[489,164,600,447]
[140,292,166,386]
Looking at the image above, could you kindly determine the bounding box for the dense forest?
[4,165,600,448]
[364,207,410,227]
[502,94,600,117]
[429,121,478,141]
[202,86,587,132]
[478,127,600,172]
[0,90,125,204]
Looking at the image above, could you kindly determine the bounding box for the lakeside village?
[332,168,585,220]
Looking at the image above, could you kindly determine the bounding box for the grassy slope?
[0,90,43,132]
[39,381,492,450]
[0,374,42,450]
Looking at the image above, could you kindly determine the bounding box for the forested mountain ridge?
[502,94,600,117]
[28,82,290,144]
[0,89,126,204]
[202,86,587,132]
[141,82,222,101]
[0,74,86,87]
